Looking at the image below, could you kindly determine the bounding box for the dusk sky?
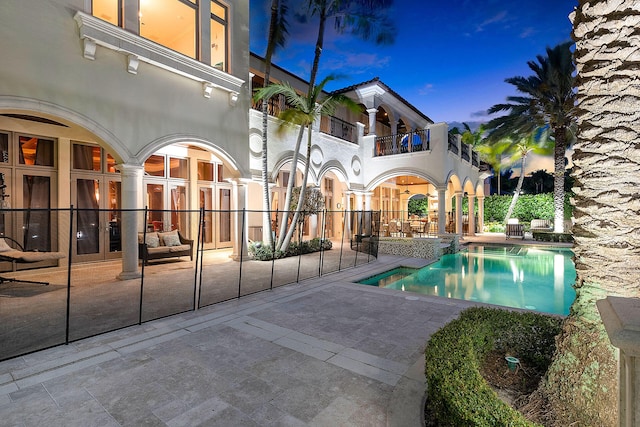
[249,0,577,127]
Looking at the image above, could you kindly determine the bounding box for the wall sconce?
[336,203,342,209]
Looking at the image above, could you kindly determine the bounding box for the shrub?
[532,231,574,243]
[424,307,562,426]
[248,238,331,261]
[483,221,505,233]
[479,193,573,224]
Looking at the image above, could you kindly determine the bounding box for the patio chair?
[505,219,524,240]
[388,221,399,237]
[0,237,66,285]
[401,221,412,237]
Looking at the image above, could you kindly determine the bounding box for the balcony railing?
[320,115,357,143]
[472,151,479,167]
[375,129,430,157]
[251,94,292,117]
[461,143,470,162]
[447,134,459,154]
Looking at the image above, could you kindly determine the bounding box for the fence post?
[65,206,74,345]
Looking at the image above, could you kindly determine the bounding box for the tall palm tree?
[534,3,640,426]
[254,76,360,251]
[272,0,396,251]
[260,0,289,247]
[487,42,576,233]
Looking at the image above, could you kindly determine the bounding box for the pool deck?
[0,233,572,426]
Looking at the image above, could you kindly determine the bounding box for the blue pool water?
[358,245,576,315]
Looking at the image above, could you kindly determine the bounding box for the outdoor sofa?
[138,230,193,265]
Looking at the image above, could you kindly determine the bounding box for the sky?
[249,0,577,127]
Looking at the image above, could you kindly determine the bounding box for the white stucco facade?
[0,0,487,278]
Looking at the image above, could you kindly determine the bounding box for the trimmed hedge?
[424,307,562,426]
[248,238,332,261]
[470,193,573,224]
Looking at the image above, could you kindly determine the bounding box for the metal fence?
[0,207,379,361]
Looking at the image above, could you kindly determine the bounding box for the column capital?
[115,163,144,178]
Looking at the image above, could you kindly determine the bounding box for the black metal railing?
[320,115,357,143]
[461,143,470,162]
[374,128,430,157]
[0,207,379,362]
[251,94,293,117]
[472,151,479,167]
[448,133,459,154]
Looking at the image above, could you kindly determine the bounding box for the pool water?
[358,245,577,315]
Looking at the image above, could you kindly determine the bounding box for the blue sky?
[250,0,576,126]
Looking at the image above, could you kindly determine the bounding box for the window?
[217,164,224,182]
[106,153,117,173]
[211,1,228,71]
[140,0,197,59]
[0,132,8,163]
[198,160,215,181]
[91,0,228,69]
[144,155,165,177]
[19,136,55,167]
[169,157,188,179]
[72,144,101,171]
[92,0,120,26]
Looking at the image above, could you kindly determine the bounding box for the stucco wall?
[0,0,251,175]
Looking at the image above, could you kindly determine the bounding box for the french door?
[198,185,232,249]
[71,175,121,262]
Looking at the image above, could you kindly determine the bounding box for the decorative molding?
[203,82,214,98]
[127,55,139,74]
[82,38,96,60]
[74,11,245,100]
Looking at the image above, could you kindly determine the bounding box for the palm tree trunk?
[277,2,328,252]
[553,127,566,233]
[503,156,526,224]
[538,3,640,425]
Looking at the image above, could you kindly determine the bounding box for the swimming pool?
[357,245,576,315]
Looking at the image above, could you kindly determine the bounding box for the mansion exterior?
[0,0,487,279]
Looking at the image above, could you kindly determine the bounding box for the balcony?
[447,134,459,154]
[320,115,357,144]
[374,129,430,157]
[472,151,479,167]
[461,143,470,162]
[251,94,292,117]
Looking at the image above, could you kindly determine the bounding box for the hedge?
[468,193,573,224]
[424,307,562,426]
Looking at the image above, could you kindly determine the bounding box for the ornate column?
[437,188,446,235]
[116,164,144,280]
[229,179,248,261]
[455,191,463,236]
[477,196,485,234]
[366,108,377,135]
[467,194,476,236]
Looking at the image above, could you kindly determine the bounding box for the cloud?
[519,27,536,38]
[475,10,508,32]
[471,109,489,118]
[418,83,434,95]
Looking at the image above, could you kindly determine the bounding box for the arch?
[136,134,245,178]
[317,160,351,188]
[446,172,463,193]
[366,167,443,191]
[270,154,317,187]
[462,177,476,195]
[0,96,132,162]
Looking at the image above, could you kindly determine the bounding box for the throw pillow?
[162,234,181,247]
[145,234,160,248]
[158,230,178,246]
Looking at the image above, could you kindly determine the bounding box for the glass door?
[216,187,232,248]
[199,186,215,249]
[14,170,58,268]
[71,176,122,262]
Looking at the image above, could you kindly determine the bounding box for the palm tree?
[254,76,360,251]
[533,3,640,426]
[260,0,289,247]
[487,42,576,233]
[269,0,396,251]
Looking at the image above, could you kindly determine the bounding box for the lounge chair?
[0,237,66,285]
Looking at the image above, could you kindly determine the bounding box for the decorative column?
[467,194,476,236]
[477,196,485,234]
[597,297,640,427]
[366,108,377,135]
[455,191,463,236]
[229,179,248,261]
[437,188,446,235]
[116,164,144,280]
[354,192,364,235]
[344,192,352,238]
